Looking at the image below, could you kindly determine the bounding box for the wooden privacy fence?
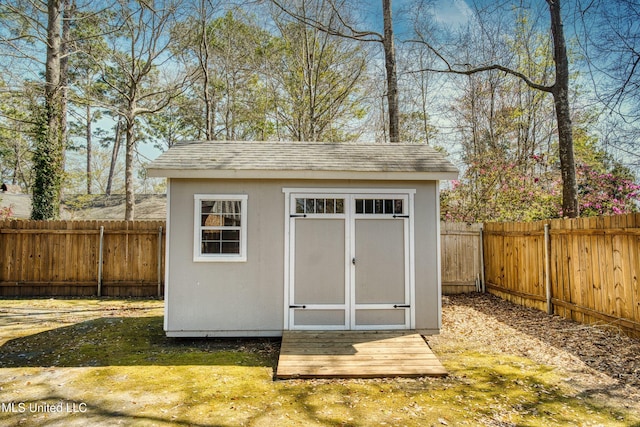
[440,222,484,294]
[0,220,165,297]
[483,213,640,338]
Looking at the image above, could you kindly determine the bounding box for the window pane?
[221,229,240,240]
[326,199,335,213]
[203,200,222,214]
[355,199,363,214]
[384,199,394,214]
[202,213,221,226]
[305,198,315,213]
[221,241,240,254]
[375,199,384,214]
[296,199,305,213]
[202,241,221,254]
[201,200,216,213]
[202,230,221,241]
[394,199,403,214]
[315,198,325,213]
[336,199,344,213]
[223,214,241,226]
[365,199,374,213]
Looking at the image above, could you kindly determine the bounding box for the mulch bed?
[430,293,640,412]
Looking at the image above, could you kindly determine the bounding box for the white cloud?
[432,0,474,27]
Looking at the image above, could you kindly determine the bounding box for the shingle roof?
[147,141,458,180]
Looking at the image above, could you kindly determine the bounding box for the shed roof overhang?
[147,168,458,181]
[147,141,459,181]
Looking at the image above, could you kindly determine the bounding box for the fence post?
[157,226,163,297]
[544,223,552,314]
[98,225,104,297]
[479,225,485,293]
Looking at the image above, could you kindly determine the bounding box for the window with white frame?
[194,194,247,262]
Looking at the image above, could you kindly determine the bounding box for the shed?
[147,141,458,337]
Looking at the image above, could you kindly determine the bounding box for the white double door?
[286,190,414,330]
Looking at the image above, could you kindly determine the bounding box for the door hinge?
[289,305,307,309]
[393,304,410,308]
[290,214,307,218]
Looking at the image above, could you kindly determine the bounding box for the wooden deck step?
[276,331,447,379]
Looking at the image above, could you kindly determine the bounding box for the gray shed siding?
[164,178,441,337]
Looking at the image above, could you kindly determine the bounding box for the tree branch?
[269,0,382,43]
[405,39,554,93]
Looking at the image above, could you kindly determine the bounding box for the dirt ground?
[1,294,639,426]
[430,293,640,415]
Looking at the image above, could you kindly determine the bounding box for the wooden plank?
[551,298,640,335]
[0,281,98,287]
[276,332,447,379]
[611,215,627,320]
[569,218,582,322]
[602,215,616,319]
[440,222,482,294]
[278,360,445,368]
[591,216,605,320]
[549,228,640,236]
[633,227,640,330]
[634,213,640,328]
[577,218,590,324]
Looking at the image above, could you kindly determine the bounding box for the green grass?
[0,299,638,426]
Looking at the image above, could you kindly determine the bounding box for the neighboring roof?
[147,141,458,180]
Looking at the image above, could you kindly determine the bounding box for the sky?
[68,0,638,180]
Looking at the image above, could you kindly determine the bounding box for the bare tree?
[269,0,400,142]
[577,0,640,170]
[270,5,368,141]
[412,0,579,217]
[99,0,186,220]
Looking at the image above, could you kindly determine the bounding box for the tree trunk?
[199,0,215,140]
[106,118,122,196]
[60,0,71,177]
[382,0,399,142]
[32,0,64,220]
[124,114,135,220]
[86,103,92,194]
[548,0,578,218]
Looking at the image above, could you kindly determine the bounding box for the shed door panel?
[355,219,405,304]
[353,218,409,328]
[294,219,345,304]
[291,218,347,329]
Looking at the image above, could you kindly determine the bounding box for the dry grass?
[0,295,638,426]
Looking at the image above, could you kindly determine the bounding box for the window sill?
[193,255,247,263]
